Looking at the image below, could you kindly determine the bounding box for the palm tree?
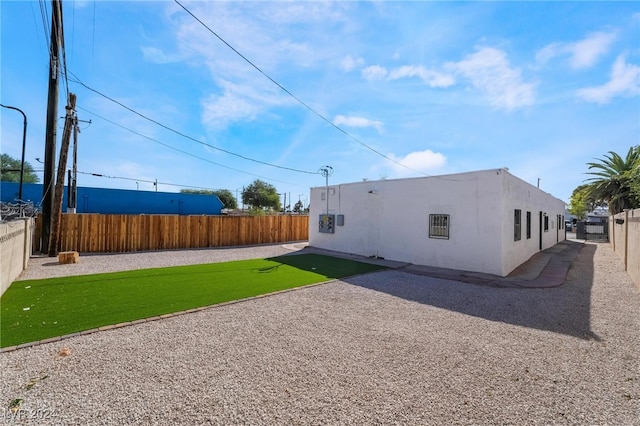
[585,146,640,214]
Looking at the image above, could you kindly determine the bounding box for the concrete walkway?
[303,238,584,289]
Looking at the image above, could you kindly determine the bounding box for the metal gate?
[575,220,609,242]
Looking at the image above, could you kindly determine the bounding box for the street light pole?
[1,104,28,215]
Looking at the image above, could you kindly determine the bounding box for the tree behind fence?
[34,214,309,253]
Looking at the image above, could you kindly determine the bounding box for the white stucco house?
[309,168,567,277]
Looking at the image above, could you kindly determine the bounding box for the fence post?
[22,218,30,270]
[624,210,629,271]
[611,214,615,252]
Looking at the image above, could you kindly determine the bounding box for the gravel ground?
[15,243,308,281]
[1,242,639,425]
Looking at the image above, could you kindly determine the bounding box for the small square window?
[429,214,449,239]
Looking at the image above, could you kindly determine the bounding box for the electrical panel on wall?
[319,214,335,233]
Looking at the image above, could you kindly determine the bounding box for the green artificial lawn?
[1,254,385,348]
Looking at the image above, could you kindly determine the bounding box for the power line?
[76,170,229,192]
[38,0,51,54]
[29,1,47,61]
[51,0,70,102]
[66,72,318,176]
[32,167,241,194]
[75,105,307,188]
[174,0,430,177]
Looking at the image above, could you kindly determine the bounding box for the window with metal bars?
[429,214,450,239]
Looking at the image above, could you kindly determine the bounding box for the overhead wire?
[29,1,47,61]
[173,0,431,177]
[57,0,70,102]
[28,169,264,204]
[75,105,306,187]
[70,0,75,63]
[66,72,318,176]
[33,167,221,192]
[38,0,53,64]
[38,0,50,46]
[76,170,224,192]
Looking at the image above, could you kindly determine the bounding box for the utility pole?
[67,116,90,213]
[48,93,76,257]
[42,0,62,253]
[67,115,78,213]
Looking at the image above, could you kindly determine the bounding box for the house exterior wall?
[309,169,566,276]
[499,172,567,275]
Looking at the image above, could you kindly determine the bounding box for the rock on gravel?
[1,242,639,425]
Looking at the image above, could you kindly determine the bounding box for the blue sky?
[1,1,639,208]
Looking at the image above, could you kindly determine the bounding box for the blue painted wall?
[1,182,224,215]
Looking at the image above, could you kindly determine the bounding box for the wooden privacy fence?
[34,214,309,253]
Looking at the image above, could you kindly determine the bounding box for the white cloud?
[387,65,455,88]
[141,46,182,64]
[202,92,259,129]
[448,47,535,110]
[333,115,383,133]
[362,64,454,88]
[536,31,616,69]
[201,80,289,129]
[168,2,353,130]
[340,55,364,72]
[362,65,388,81]
[577,55,640,104]
[388,149,447,175]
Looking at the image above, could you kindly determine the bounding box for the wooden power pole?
[41,0,63,253]
[48,93,76,257]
